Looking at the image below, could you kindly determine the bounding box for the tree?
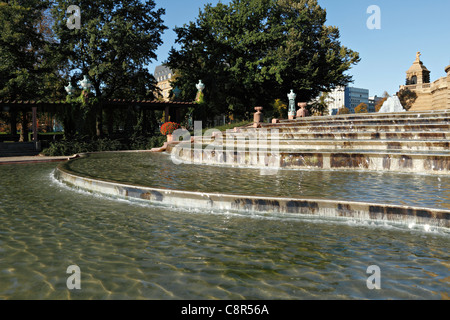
[397,87,417,111]
[354,102,368,113]
[0,0,63,141]
[167,0,360,121]
[271,99,287,119]
[310,92,331,116]
[51,0,167,136]
[337,106,350,115]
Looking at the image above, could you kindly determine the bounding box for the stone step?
[267,117,450,128]
[0,142,40,157]
[171,145,450,175]
[202,139,450,152]
[239,123,450,133]
[276,110,450,123]
[199,131,450,141]
[0,151,40,157]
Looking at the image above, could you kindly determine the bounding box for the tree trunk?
[96,104,103,137]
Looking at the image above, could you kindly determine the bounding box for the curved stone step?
[204,139,450,152]
[267,118,450,128]
[277,110,450,123]
[171,144,450,174]
[239,123,450,133]
[211,131,450,141]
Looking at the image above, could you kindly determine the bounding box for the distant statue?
[416,51,421,61]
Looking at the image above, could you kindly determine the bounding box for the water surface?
[0,159,448,299]
[63,152,450,210]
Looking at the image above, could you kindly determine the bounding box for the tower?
[405,52,430,85]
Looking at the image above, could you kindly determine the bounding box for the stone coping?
[171,146,450,174]
[55,160,450,230]
[0,154,78,165]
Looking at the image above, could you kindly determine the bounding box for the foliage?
[375,97,387,112]
[354,103,368,113]
[337,106,350,115]
[41,135,167,156]
[51,0,167,136]
[0,0,61,101]
[397,88,417,111]
[309,92,330,116]
[270,99,287,119]
[160,122,181,136]
[167,0,360,121]
[52,0,167,100]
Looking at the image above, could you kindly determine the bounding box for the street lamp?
[78,75,92,91]
[287,89,297,119]
[196,80,205,92]
[65,82,76,95]
[195,80,205,102]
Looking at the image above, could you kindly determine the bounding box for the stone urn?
[166,134,174,143]
[254,106,263,125]
[296,102,308,118]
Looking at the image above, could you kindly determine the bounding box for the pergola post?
[32,106,38,144]
[165,106,170,122]
[10,109,17,136]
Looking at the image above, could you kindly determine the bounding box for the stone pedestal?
[254,106,263,125]
[296,102,308,118]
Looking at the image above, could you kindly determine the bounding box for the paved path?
[0,155,77,164]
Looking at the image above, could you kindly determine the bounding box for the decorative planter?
[167,134,174,143]
[254,106,263,124]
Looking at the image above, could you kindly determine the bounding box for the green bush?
[41,135,167,156]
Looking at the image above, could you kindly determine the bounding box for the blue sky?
[149,0,450,97]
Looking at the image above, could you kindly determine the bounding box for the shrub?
[41,135,167,156]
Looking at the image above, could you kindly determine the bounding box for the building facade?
[368,96,383,112]
[346,87,369,113]
[154,65,173,101]
[322,86,370,115]
[399,52,450,111]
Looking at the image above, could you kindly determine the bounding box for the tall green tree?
[0,0,63,140]
[51,0,167,136]
[167,0,360,121]
[0,0,53,100]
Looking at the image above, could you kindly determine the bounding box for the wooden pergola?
[0,99,195,143]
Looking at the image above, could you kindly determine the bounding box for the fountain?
[378,95,406,113]
[55,109,450,229]
[1,108,449,300]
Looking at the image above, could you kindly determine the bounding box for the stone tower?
[405,52,430,85]
[401,53,450,111]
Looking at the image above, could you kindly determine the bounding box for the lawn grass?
[198,121,252,136]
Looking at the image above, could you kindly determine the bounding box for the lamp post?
[195,80,205,103]
[64,82,76,95]
[287,89,297,120]
[78,75,92,91]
